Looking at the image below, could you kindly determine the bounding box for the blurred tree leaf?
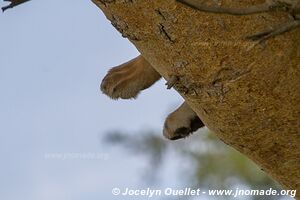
[102,129,282,200]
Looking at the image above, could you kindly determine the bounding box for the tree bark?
[93,0,300,196]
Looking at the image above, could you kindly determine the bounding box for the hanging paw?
[100,55,161,99]
[163,102,205,140]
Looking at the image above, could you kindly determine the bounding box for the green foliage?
[103,129,281,200]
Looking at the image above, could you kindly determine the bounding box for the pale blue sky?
[0,0,184,199]
[1,1,293,200]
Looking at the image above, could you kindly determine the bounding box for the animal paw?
[163,102,205,140]
[101,55,161,99]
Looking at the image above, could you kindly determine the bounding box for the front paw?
[101,55,161,100]
[101,67,142,99]
[163,116,204,140]
[163,102,205,140]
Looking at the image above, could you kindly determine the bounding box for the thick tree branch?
[93,0,300,197]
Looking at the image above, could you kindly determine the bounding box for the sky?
[0,0,185,199]
[0,1,295,200]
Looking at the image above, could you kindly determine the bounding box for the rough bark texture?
[93,0,300,196]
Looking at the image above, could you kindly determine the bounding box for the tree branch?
[93,0,300,197]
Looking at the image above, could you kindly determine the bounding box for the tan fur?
[101,55,161,99]
[101,55,205,139]
[163,102,204,140]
